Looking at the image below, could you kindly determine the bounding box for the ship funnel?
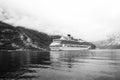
[67,34,71,37]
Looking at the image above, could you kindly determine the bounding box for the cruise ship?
[50,34,91,51]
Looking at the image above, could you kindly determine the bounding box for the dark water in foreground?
[0,50,120,80]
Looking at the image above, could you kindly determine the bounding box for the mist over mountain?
[1,0,120,41]
[0,4,66,37]
[0,5,41,29]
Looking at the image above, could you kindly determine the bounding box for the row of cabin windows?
[51,44,87,47]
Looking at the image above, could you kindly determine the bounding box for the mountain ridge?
[0,21,52,51]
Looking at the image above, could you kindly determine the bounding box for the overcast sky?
[0,0,120,41]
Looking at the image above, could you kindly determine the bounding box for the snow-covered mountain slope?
[94,34,120,49]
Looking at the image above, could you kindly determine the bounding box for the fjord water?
[0,50,120,80]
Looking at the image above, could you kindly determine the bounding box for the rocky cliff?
[0,21,52,51]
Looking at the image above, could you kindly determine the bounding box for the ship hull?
[50,47,89,51]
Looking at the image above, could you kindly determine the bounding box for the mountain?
[0,21,52,51]
[0,21,96,51]
[93,34,120,49]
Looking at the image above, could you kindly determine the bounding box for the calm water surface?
[0,50,120,80]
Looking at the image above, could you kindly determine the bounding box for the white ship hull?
[50,46,90,51]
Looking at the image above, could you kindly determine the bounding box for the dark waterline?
[0,50,120,80]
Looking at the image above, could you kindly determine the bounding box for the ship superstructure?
[50,34,91,51]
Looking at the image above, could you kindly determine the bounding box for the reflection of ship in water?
[50,50,90,69]
[50,34,91,51]
[63,51,75,68]
[50,51,74,68]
